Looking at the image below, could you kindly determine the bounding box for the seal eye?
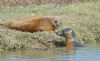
[55,20,57,23]
[54,20,58,25]
[55,20,62,26]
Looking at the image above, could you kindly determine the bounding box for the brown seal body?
[0,16,61,32]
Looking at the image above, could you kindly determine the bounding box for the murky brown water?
[0,45,100,61]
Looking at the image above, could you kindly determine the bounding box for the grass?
[0,1,100,50]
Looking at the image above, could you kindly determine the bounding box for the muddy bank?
[0,26,65,50]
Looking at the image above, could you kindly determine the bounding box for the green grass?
[0,1,100,50]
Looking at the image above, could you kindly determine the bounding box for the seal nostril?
[58,21,62,26]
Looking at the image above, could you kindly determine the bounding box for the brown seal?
[0,16,62,32]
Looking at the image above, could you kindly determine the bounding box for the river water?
[0,45,100,61]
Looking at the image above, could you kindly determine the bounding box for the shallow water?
[0,45,100,61]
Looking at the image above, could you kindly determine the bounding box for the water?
[0,46,100,61]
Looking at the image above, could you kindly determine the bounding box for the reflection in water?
[66,47,74,55]
[0,46,100,61]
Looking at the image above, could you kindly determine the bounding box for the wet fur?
[56,28,84,47]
